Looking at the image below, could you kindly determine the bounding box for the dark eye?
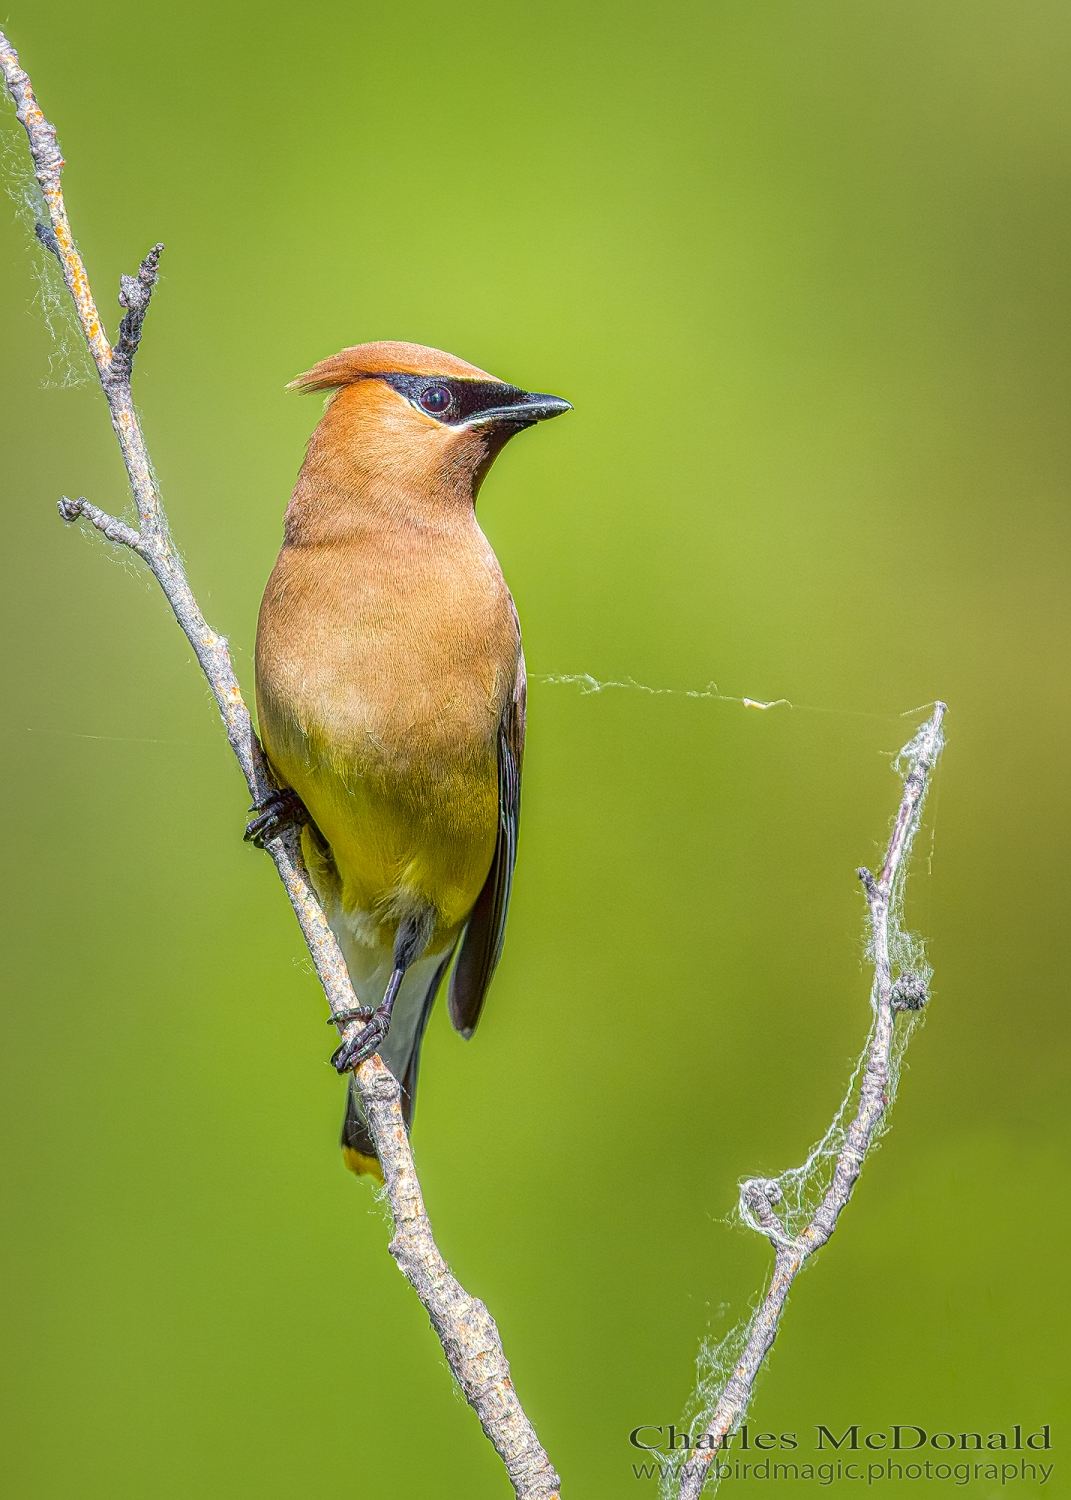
[419,384,453,414]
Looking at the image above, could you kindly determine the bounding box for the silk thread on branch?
[671,704,946,1500]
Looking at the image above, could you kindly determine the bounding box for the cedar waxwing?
[249,341,570,1178]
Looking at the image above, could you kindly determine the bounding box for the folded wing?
[447,655,526,1039]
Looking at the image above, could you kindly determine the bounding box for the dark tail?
[340,947,454,1179]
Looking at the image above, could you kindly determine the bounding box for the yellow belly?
[264,716,499,946]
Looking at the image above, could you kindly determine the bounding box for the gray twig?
[677,703,946,1499]
[106,242,164,392]
[1,29,559,1500]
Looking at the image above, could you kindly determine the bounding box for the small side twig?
[106,242,164,391]
[677,703,946,1499]
[1,30,559,1500]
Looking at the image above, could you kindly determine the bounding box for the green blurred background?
[1,3,1067,1496]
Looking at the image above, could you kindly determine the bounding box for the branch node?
[358,1059,402,1103]
[57,494,84,523]
[106,242,164,390]
[740,1177,789,1245]
[890,972,929,1012]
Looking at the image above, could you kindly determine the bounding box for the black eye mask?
[378,374,530,426]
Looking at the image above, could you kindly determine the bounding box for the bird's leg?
[331,911,434,1073]
[244,786,309,848]
[330,965,405,1072]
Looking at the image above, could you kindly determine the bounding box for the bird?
[249,341,571,1179]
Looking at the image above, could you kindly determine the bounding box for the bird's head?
[286,341,570,540]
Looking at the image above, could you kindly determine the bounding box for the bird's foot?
[244,787,309,848]
[331,1007,391,1073]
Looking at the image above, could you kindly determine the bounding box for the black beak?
[471,391,573,427]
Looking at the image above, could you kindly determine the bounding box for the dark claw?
[331,1008,390,1073]
[328,1006,373,1026]
[244,787,309,848]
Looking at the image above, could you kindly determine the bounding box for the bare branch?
[0,35,111,368]
[1,30,559,1499]
[677,703,946,1500]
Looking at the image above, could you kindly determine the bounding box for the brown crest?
[288,340,498,393]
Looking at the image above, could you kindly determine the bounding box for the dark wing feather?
[398,944,456,1126]
[448,652,526,1039]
